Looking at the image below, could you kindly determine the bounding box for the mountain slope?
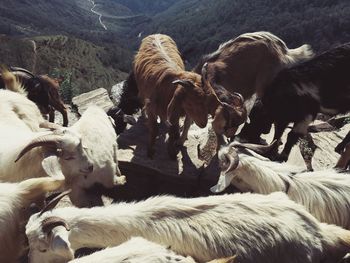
[127,0,350,65]
[0,35,129,98]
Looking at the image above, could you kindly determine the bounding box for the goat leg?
[146,113,158,159]
[277,116,313,162]
[335,131,350,154]
[48,107,55,123]
[168,123,180,160]
[178,116,192,146]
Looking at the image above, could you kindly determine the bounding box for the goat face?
[212,94,247,138]
[26,213,73,263]
[169,74,208,128]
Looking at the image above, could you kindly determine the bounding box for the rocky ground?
[53,87,350,202]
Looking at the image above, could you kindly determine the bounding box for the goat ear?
[42,154,65,179]
[167,86,185,125]
[51,227,73,259]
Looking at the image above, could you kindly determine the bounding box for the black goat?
[241,43,350,161]
[0,67,68,126]
[107,106,136,135]
[108,71,141,135]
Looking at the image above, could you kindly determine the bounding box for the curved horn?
[201,62,209,80]
[15,134,63,162]
[234,140,278,155]
[42,216,70,233]
[172,79,193,88]
[224,147,240,173]
[39,189,72,216]
[9,66,36,78]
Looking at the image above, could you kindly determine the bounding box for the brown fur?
[0,178,65,262]
[0,68,68,126]
[134,34,215,158]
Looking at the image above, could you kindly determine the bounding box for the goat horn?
[234,140,278,155]
[224,146,240,173]
[15,134,63,162]
[39,189,72,216]
[42,216,70,233]
[172,79,193,88]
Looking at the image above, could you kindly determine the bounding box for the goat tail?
[1,68,26,94]
[320,223,350,262]
[285,44,314,66]
[18,177,65,202]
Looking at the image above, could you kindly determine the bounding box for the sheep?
[134,34,238,159]
[0,66,68,126]
[0,177,65,262]
[0,72,125,207]
[240,43,350,161]
[193,31,314,144]
[69,237,236,263]
[211,140,350,229]
[26,191,350,263]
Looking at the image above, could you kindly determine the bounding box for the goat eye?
[64,156,75,161]
[84,175,88,179]
[39,248,47,253]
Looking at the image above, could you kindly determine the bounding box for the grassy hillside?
[0,35,129,100]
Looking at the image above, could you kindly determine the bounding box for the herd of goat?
[1,31,350,263]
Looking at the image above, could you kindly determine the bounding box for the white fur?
[213,146,350,229]
[69,237,197,263]
[0,177,64,262]
[65,106,126,207]
[26,192,350,263]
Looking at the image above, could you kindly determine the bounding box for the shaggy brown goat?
[134,34,226,159]
[0,67,68,126]
[194,32,314,144]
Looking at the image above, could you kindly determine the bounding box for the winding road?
[88,0,108,30]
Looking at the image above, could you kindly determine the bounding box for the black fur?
[242,43,350,161]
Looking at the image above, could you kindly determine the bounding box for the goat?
[134,34,235,159]
[212,141,350,229]
[193,32,313,144]
[0,72,123,208]
[63,105,127,207]
[240,43,350,162]
[109,71,141,135]
[335,131,350,170]
[26,191,350,263]
[0,177,64,262]
[0,66,68,126]
[69,237,236,263]
[107,106,136,135]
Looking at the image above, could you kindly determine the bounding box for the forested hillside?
[134,0,350,65]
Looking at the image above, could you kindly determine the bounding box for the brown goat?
[0,67,68,126]
[134,34,225,159]
[194,31,314,144]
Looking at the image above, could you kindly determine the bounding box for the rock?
[72,88,114,115]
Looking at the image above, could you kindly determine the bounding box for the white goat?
[0,177,64,262]
[70,237,236,263]
[64,105,126,207]
[212,141,350,229]
[26,192,350,263]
